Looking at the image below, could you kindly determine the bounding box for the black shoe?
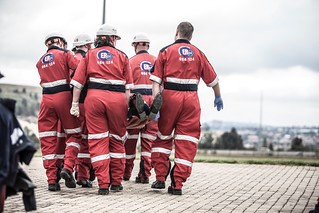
[110,184,123,192]
[168,186,182,195]
[135,93,146,120]
[89,167,96,182]
[98,188,109,195]
[48,183,61,191]
[151,180,165,189]
[149,93,162,120]
[135,176,149,184]
[76,179,93,188]
[60,168,76,188]
[123,177,130,181]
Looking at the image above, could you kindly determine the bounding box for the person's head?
[131,33,150,53]
[45,33,67,49]
[175,21,194,41]
[94,24,121,47]
[73,33,93,52]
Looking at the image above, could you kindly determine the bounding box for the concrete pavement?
[3,157,319,213]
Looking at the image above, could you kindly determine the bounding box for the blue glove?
[214,96,223,111]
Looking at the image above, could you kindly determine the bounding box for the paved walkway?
[3,157,319,213]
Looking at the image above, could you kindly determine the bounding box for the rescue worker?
[36,33,82,191]
[72,33,94,187]
[70,24,133,195]
[150,22,224,195]
[124,33,158,184]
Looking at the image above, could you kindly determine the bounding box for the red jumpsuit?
[124,50,157,182]
[36,46,82,185]
[73,50,92,182]
[71,44,133,189]
[150,39,219,190]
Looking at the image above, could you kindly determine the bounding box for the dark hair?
[177,22,194,40]
[94,35,113,47]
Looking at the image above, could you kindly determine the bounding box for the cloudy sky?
[0,0,318,127]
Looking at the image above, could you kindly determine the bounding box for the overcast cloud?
[0,0,318,126]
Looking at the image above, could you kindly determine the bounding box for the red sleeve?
[150,51,165,84]
[71,56,88,89]
[66,51,79,71]
[200,52,219,87]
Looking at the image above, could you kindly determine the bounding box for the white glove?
[70,102,80,117]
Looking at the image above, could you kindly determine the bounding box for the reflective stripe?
[158,131,173,140]
[91,154,110,163]
[89,77,126,85]
[141,133,156,141]
[42,154,56,160]
[42,154,65,160]
[39,131,57,138]
[166,77,199,85]
[125,154,136,159]
[151,147,171,155]
[141,152,151,157]
[126,83,134,90]
[56,154,65,159]
[70,79,83,89]
[82,134,88,139]
[174,134,199,144]
[41,79,67,88]
[133,84,152,90]
[78,153,90,158]
[57,132,65,138]
[66,142,80,149]
[127,134,139,139]
[110,132,128,142]
[88,131,109,139]
[175,158,193,167]
[149,75,162,84]
[207,77,219,87]
[64,127,81,134]
[110,152,126,158]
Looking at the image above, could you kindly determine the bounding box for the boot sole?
[135,93,146,120]
[168,186,182,195]
[149,93,162,120]
[61,171,76,188]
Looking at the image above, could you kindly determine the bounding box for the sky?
[0,0,318,127]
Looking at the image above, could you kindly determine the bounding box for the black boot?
[151,180,165,189]
[76,180,93,188]
[168,186,182,195]
[98,188,109,195]
[110,184,123,192]
[60,168,76,188]
[149,93,162,120]
[48,183,61,191]
[135,93,147,120]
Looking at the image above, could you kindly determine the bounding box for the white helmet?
[73,33,93,47]
[96,24,121,40]
[132,33,150,45]
[44,32,66,45]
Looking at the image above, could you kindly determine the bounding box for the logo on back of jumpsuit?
[42,53,54,63]
[97,50,113,64]
[41,53,55,68]
[140,61,152,76]
[178,46,195,62]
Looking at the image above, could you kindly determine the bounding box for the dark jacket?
[0,98,37,211]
